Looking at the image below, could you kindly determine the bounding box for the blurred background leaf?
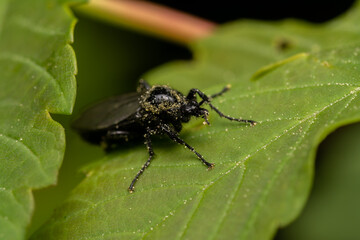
[0,0,83,239]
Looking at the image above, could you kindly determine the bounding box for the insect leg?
[199,85,231,105]
[186,88,210,102]
[161,124,214,169]
[210,85,231,98]
[128,133,154,193]
[207,102,257,126]
[189,86,231,106]
[187,88,256,126]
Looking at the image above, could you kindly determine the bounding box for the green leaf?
[33,2,360,240]
[277,123,360,240]
[0,0,82,239]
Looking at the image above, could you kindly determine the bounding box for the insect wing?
[72,92,141,131]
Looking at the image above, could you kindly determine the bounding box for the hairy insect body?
[72,80,256,192]
[139,86,186,134]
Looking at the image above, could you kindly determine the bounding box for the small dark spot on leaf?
[274,37,293,52]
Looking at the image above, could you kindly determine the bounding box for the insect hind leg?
[187,87,256,126]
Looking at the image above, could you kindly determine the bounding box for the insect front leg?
[128,131,154,193]
[199,85,231,105]
[187,88,256,126]
[161,124,214,169]
[188,86,232,105]
[207,103,257,126]
[186,88,210,102]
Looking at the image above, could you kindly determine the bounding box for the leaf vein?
[0,53,66,106]
[209,165,247,240]
[219,83,358,102]
[241,88,360,238]
[14,16,64,37]
[174,86,360,239]
[0,133,50,186]
[49,185,202,228]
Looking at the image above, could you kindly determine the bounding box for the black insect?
[72,80,256,192]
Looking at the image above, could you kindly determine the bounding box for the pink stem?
[76,0,217,44]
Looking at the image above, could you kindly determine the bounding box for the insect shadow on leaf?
[72,79,256,192]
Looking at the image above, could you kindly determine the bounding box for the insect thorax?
[139,85,186,117]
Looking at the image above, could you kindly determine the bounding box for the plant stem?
[74,0,217,44]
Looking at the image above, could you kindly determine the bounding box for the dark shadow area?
[151,0,355,23]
